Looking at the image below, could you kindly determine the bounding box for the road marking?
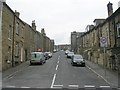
[6,86,16,88]
[69,85,79,87]
[57,61,59,64]
[86,65,111,85]
[21,86,31,88]
[100,86,110,88]
[53,85,63,87]
[84,85,95,88]
[51,74,56,88]
[36,87,46,88]
[58,56,60,60]
[8,76,13,79]
[52,85,63,88]
[56,65,59,70]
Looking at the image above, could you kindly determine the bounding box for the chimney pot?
[15,10,20,17]
[107,2,113,17]
[32,20,36,30]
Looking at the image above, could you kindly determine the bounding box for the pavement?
[2,61,30,80]
[2,59,119,88]
[86,60,119,88]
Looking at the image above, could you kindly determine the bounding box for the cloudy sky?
[6,0,120,45]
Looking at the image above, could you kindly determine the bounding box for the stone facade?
[71,31,84,53]
[76,2,120,70]
[1,2,26,70]
[1,2,54,71]
[2,2,15,70]
[57,44,71,51]
[24,23,36,61]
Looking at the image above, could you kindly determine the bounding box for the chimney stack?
[32,20,36,30]
[107,2,113,17]
[118,1,120,8]
[15,10,20,17]
[41,28,46,36]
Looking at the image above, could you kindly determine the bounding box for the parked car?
[71,54,85,66]
[53,49,57,53]
[65,50,70,55]
[67,52,74,58]
[30,52,46,65]
[44,52,49,60]
[45,52,52,58]
[47,52,52,58]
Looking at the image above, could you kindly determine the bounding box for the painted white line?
[53,85,63,87]
[8,76,13,79]
[86,65,111,85]
[100,86,110,88]
[56,65,59,70]
[69,85,79,87]
[58,56,60,60]
[6,86,16,88]
[57,61,59,64]
[21,86,31,88]
[52,85,63,88]
[84,85,95,88]
[36,87,46,88]
[51,74,56,88]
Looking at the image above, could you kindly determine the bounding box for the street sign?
[100,36,108,47]
[100,36,108,78]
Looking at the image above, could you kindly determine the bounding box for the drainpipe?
[12,12,16,67]
[108,21,111,48]
[0,1,3,72]
[113,20,117,48]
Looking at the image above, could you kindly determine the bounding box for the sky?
[6,0,120,45]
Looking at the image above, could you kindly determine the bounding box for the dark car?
[71,54,85,66]
[67,52,74,58]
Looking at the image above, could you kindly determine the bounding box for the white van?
[30,52,46,65]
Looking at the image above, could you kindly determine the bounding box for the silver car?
[30,52,46,65]
[71,54,85,66]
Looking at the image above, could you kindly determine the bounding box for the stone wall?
[2,3,14,71]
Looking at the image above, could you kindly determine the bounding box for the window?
[15,42,19,56]
[8,46,11,63]
[117,23,120,37]
[16,22,19,35]
[8,25,12,40]
[21,27,24,38]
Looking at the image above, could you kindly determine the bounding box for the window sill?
[8,38,11,41]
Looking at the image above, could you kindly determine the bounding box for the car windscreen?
[74,55,83,59]
[31,53,42,59]
[69,52,74,54]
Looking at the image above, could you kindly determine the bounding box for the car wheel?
[44,60,46,63]
[41,61,44,65]
[30,62,33,65]
[71,62,74,66]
